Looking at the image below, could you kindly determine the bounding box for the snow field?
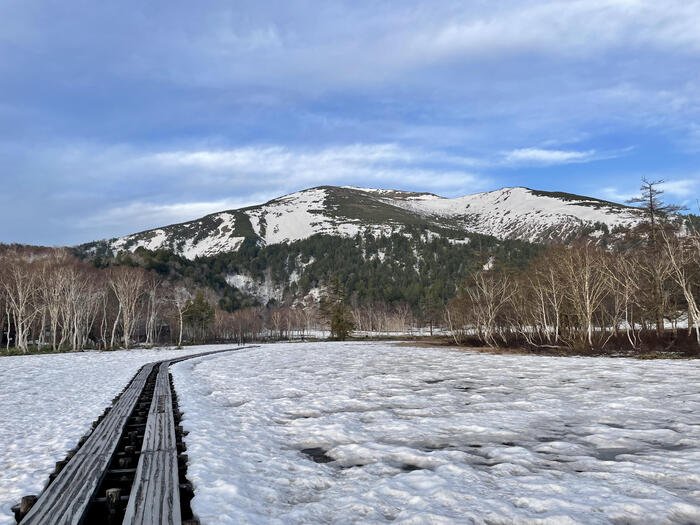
[0,345,236,524]
[171,342,700,524]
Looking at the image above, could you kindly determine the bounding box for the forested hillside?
[3,181,699,355]
[86,229,540,312]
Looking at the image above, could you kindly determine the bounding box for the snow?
[105,186,642,259]
[341,185,388,193]
[0,345,237,524]
[342,186,441,201]
[110,212,245,259]
[259,188,333,245]
[139,230,168,251]
[179,213,245,259]
[171,342,700,524]
[386,187,641,243]
[236,188,389,249]
[226,273,283,303]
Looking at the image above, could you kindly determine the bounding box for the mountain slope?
[80,185,644,259]
[385,186,640,243]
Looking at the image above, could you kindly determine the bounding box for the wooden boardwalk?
[21,363,156,525]
[122,362,181,525]
[16,347,251,525]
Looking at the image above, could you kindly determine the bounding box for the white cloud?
[659,179,698,197]
[406,0,700,64]
[600,187,638,203]
[502,148,598,166]
[82,198,259,230]
[76,143,491,236]
[601,177,699,204]
[143,143,487,190]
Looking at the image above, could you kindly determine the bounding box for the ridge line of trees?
[445,179,700,353]
[2,179,697,355]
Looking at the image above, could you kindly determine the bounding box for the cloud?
[1,1,700,244]
[600,187,638,203]
[600,177,700,204]
[407,0,700,64]
[502,148,598,166]
[11,142,489,242]
[501,145,636,167]
[659,178,699,197]
[141,143,487,191]
[81,198,260,230]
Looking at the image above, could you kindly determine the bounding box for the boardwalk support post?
[12,495,38,523]
[106,488,121,524]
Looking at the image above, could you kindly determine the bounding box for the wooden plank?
[20,348,253,525]
[121,451,181,525]
[141,363,177,453]
[122,362,181,525]
[21,363,156,525]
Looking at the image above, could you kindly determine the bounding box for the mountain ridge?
[79,185,644,260]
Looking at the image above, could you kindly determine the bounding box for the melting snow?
[386,187,641,243]
[226,273,284,303]
[172,342,700,524]
[0,345,237,524]
[258,189,332,245]
[104,186,642,259]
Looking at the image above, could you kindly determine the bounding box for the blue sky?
[1,0,699,245]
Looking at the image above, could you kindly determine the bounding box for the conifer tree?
[320,276,354,340]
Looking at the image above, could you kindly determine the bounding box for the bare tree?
[108,267,146,349]
[662,230,700,346]
[144,275,163,346]
[451,269,517,347]
[605,253,643,349]
[0,252,39,352]
[169,285,191,348]
[628,178,686,336]
[556,244,610,348]
[40,253,70,351]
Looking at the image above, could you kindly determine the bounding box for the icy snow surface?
[0,345,236,524]
[171,342,700,525]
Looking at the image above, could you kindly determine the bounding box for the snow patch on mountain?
[91,185,645,260]
[385,187,641,243]
[253,188,331,245]
[180,213,245,259]
[110,211,246,258]
[226,273,284,303]
[342,186,441,201]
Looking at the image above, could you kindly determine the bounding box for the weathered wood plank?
[122,361,181,525]
[19,347,252,525]
[141,362,177,454]
[21,363,156,525]
[121,450,181,525]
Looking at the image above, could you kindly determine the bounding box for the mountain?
[81,186,643,260]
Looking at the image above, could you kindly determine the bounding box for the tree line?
[445,179,700,354]
[2,178,697,354]
[0,244,443,352]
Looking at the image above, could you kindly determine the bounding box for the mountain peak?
[340,185,444,201]
[80,185,643,259]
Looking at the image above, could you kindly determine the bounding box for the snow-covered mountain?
[81,186,643,259]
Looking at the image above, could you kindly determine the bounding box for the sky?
[1,0,699,246]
